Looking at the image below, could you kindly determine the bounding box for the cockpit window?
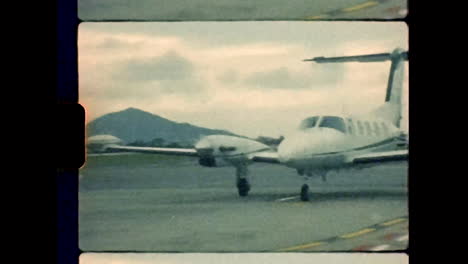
[319,116,347,133]
[299,116,320,129]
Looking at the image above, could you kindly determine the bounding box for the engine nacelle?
[195,135,272,168]
[86,134,123,153]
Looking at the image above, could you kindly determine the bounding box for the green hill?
[86,107,239,146]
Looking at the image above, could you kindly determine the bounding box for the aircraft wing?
[350,149,408,164]
[250,151,280,164]
[105,144,199,156]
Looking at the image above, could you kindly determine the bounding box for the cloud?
[202,43,294,58]
[80,49,208,117]
[217,69,239,84]
[244,67,309,89]
[83,73,207,105]
[96,37,143,50]
[117,51,194,82]
[243,64,344,90]
[105,50,208,97]
[156,78,207,95]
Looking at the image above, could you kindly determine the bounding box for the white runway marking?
[369,244,390,251]
[396,234,409,242]
[276,196,299,202]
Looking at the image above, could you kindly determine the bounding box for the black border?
[56,1,81,264]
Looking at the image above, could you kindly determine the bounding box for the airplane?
[93,48,409,201]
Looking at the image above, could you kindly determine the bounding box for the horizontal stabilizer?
[304,51,408,63]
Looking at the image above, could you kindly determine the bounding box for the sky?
[80,253,408,264]
[79,21,408,138]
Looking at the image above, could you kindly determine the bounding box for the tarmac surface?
[79,153,408,252]
[78,0,408,21]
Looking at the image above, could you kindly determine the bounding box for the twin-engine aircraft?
[96,48,409,201]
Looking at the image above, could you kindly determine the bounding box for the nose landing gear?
[235,165,250,197]
[299,170,311,201]
[298,170,328,201]
[300,183,309,201]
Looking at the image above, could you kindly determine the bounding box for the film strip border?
[275,215,408,251]
[305,0,406,20]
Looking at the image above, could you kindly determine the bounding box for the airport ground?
[80,0,407,20]
[79,153,408,252]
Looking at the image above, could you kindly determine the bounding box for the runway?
[79,0,407,21]
[79,153,408,252]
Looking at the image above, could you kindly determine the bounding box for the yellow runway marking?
[340,228,376,239]
[305,15,328,20]
[379,218,407,227]
[276,217,408,251]
[342,1,378,13]
[279,241,325,251]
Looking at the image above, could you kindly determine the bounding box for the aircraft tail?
[304,48,408,127]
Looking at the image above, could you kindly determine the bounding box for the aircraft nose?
[278,129,346,165]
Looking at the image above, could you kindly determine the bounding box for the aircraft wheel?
[237,178,250,197]
[300,184,309,201]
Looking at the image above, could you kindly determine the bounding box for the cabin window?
[319,116,347,133]
[356,121,364,135]
[373,122,381,136]
[364,121,372,136]
[299,116,320,130]
[347,118,355,135]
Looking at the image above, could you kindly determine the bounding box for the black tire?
[237,178,250,197]
[300,184,309,201]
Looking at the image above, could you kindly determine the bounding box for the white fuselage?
[195,114,405,174]
[193,114,405,175]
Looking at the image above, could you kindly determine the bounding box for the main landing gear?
[236,165,250,197]
[297,169,310,201]
[237,178,250,196]
[298,169,328,201]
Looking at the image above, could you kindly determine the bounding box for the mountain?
[86,107,239,145]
